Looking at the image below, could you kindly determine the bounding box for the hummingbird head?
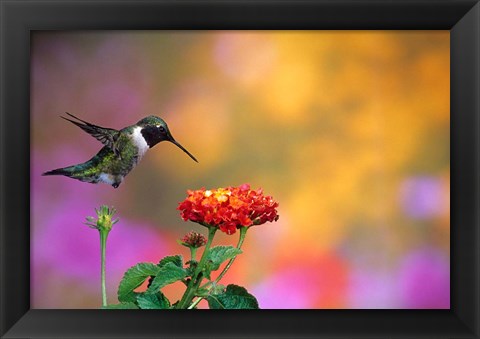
[137,116,198,162]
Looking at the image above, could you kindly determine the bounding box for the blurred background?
[31,31,450,309]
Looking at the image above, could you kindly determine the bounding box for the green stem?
[188,297,203,309]
[190,247,197,261]
[187,272,204,306]
[99,229,110,307]
[177,227,216,309]
[189,227,248,308]
[213,226,248,285]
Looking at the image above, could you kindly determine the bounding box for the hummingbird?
[42,113,198,188]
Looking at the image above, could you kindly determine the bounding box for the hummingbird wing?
[61,112,122,157]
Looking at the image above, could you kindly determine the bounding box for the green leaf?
[207,284,259,309]
[118,263,160,302]
[210,283,226,295]
[185,260,198,277]
[102,302,139,309]
[197,283,225,298]
[203,246,242,279]
[147,262,187,293]
[158,255,183,268]
[206,246,242,271]
[137,292,171,309]
[195,287,210,298]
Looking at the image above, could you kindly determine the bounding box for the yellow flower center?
[213,188,231,202]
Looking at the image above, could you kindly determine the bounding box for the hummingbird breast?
[90,132,145,182]
[130,126,150,160]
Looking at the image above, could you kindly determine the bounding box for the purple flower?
[31,192,171,307]
[399,176,446,219]
[397,247,450,308]
[250,253,348,309]
[348,268,399,308]
[33,205,168,282]
[251,267,319,309]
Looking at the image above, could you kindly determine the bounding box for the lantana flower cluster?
[177,184,279,235]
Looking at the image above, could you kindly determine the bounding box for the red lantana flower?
[177,184,279,235]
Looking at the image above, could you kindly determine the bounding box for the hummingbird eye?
[158,126,165,133]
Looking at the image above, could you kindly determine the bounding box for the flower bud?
[85,205,119,232]
[180,231,207,249]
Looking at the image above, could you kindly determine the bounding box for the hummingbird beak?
[170,139,198,163]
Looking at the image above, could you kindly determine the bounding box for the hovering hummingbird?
[43,113,198,188]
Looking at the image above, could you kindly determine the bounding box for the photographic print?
[31,30,450,309]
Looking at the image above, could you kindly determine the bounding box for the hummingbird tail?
[42,168,72,177]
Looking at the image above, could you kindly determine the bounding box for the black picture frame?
[1,0,479,338]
